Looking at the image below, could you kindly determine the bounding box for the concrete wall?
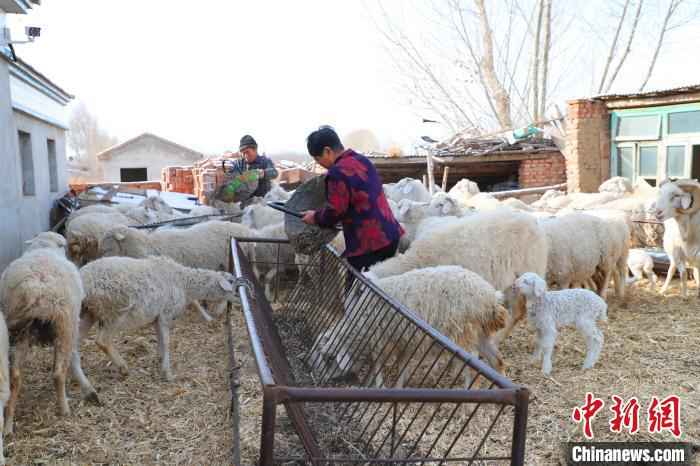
[99,136,201,182]
[13,110,68,243]
[518,153,567,188]
[565,99,610,193]
[0,57,22,272]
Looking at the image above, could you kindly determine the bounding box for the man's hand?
[301,210,317,225]
[256,169,265,179]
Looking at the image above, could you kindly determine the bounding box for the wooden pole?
[441,166,450,191]
[422,174,428,188]
[426,149,436,194]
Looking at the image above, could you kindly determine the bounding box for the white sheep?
[80,255,244,381]
[395,194,464,245]
[311,266,509,388]
[0,312,8,465]
[627,249,658,289]
[513,272,607,375]
[447,178,480,206]
[599,176,633,196]
[66,211,138,265]
[413,215,463,242]
[653,178,700,298]
[188,205,222,217]
[660,217,700,297]
[100,220,254,316]
[501,197,535,212]
[263,185,292,203]
[0,232,98,435]
[368,208,549,342]
[385,178,432,203]
[242,203,284,230]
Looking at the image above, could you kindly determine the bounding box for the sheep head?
[99,226,148,258]
[655,178,700,221]
[513,272,547,300]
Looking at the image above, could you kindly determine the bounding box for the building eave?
[4,56,73,105]
[0,0,32,14]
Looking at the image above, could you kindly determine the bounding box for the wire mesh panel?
[230,239,528,466]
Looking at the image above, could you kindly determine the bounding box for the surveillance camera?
[25,26,41,38]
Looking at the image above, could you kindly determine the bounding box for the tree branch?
[604,0,644,93]
[639,0,683,91]
[598,0,631,93]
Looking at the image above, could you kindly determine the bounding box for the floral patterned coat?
[314,149,404,257]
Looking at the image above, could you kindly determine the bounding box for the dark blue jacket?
[228,154,278,198]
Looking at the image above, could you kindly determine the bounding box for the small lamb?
[627,249,657,289]
[513,272,607,376]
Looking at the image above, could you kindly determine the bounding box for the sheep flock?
[0,177,697,463]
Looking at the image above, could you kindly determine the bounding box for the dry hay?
[5,308,240,465]
[501,279,700,465]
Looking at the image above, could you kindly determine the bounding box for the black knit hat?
[239,134,257,151]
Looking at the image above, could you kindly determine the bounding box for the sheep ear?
[441,202,451,215]
[679,193,692,210]
[114,232,126,241]
[399,202,411,217]
[218,278,234,292]
[533,279,546,298]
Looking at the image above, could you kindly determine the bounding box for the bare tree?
[539,0,552,119]
[639,0,686,91]
[604,0,644,93]
[68,102,119,182]
[597,0,631,93]
[529,0,544,121]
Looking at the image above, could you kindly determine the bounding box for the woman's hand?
[301,211,317,225]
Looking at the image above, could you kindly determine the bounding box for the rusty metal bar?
[276,387,520,404]
[510,387,530,466]
[259,390,277,466]
[230,239,275,386]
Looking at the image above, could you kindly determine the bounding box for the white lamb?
[447,178,480,206]
[312,266,509,388]
[627,249,658,289]
[80,255,245,381]
[263,185,291,203]
[0,232,98,435]
[513,272,607,375]
[249,222,296,298]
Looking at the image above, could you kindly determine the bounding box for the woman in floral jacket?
[302,126,404,272]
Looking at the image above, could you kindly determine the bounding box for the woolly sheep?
[598,177,633,195]
[531,189,566,209]
[583,209,631,300]
[65,204,118,227]
[385,178,431,203]
[514,272,607,375]
[242,203,284,230]
[660,218,699,297]
[66,211,137,266]
[395,194,464,244]
[367,208,549,342]
[413,215,463,242]
[447,178,480,206]
[627,249,657,289]
[501,197,535,212]
[263,185,291,203]
[80,256,244,381]
[311,266,508,388]
[100,220,253,315]
[188,205,222,217]
[0,232,98,435]
[0,312,8,465]
[463,192,503,211]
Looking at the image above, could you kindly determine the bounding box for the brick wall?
[518,153,567,188]
[565,99,610,193]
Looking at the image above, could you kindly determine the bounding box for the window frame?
[47,138,58,193]
[636,142,659,184]
[667,109,700,136]
[18,130,35,197]
[614,114,662,142]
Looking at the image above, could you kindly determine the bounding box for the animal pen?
[227,237,530,465]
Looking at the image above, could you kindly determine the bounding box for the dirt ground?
[6,278,699,465]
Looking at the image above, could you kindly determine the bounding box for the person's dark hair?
[306,125,344,158]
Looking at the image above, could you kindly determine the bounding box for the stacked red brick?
[518,153,567,189]
[161,166,195,194]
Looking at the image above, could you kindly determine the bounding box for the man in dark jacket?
[228,134,278,198]
[301,126,404,272]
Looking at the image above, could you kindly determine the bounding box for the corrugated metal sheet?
[594,83,700,101]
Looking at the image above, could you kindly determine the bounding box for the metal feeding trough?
[267,175,341,255]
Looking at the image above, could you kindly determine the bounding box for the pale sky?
[7,1,700,156]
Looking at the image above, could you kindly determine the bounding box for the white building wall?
[99,137,202,182]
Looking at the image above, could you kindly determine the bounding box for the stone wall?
[565,99,610,193]
[518,153,567,188]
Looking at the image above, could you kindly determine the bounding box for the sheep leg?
[679,265,688,298]
[693,267,700,288]
[53,326,72,417]
[477,336,504,374]
[661,261,676,294]
[190,301,213,322]
[70,314,100,404]
[596,268,612,300]
[531,328,543,364]
[581,324,604,370]
[95,330,129,377]
[540,329,557,376]
[493,294,526,345]
[5,339,29,435]
[154,318,174,382]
